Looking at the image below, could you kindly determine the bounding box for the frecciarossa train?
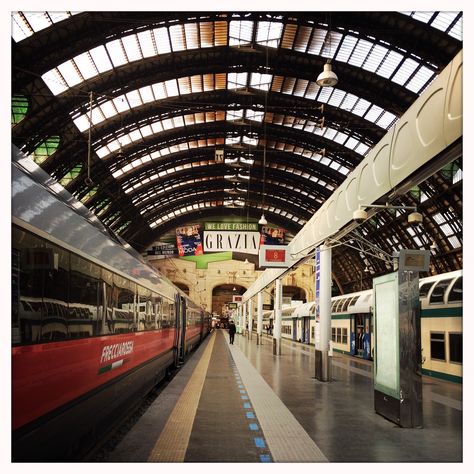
[12,146,211,461]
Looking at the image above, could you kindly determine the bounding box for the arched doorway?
[270,285,306,305]
[212,284,246,317]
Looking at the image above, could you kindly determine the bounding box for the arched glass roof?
[11,10,463,292]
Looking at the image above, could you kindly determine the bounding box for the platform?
[109,329,462,463]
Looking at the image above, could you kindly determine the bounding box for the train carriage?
[12,147,209,461]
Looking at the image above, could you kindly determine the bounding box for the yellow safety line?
[147,331,216,462]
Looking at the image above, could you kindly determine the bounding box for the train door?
[173,295,187,366]
[350,315,356,355]
[292,318,297,341]
[363,314,371,359]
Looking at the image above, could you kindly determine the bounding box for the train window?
[429,279,454,304]
[70,254,100,336]
[331,301,338,313]
[449,333,462,363]
[342,328,348,344]
[448,277,462,303]
[342,298,351,312]
[336,327,342,343]
[137,285,153,331]
[419,282,434,298]
[348,295,359,308]
[430,332,446,361]
[112,274,136,332]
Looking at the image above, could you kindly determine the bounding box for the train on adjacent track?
[260,270,462,383]
[12,147,211,461]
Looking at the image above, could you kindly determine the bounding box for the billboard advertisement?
[176,225,203,257]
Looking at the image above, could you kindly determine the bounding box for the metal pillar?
[256,291,263,345]
[242,301,248,337]
[273,278,282,355]
[248,298,253,340]
[315,244,332,381]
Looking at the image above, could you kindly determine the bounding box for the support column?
[273,278,283,355]
[256,291,263,345]
[238,304,243,334]
[242,301,248,337]
[315,244,332,381]
[247,298,253,340]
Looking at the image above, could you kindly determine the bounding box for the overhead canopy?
[12,11,463,292]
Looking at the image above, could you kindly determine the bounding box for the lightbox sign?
[258,245,291,268]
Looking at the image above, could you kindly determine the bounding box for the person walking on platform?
[228,320,236,344]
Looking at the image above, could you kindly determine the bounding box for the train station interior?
[9,6,469,467]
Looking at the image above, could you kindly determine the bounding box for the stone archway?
[212,284,246,316]
[270,285,307,305]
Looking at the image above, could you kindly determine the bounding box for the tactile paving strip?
[228,339,328,462]
[147,332,216,462]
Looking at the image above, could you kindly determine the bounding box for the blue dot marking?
[238,384,244,388]
[239,389,246,394]
[254,438,266,448]
[243,402,251,409]
[249,423,259,431]
[241,395,249,400]
[246,411,255,419]
[260,454,271,463]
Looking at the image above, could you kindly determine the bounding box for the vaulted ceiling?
[11,11,463,292]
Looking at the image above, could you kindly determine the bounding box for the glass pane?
[429,279,453,304]
[448,277,462,303]
[449,333,462,363]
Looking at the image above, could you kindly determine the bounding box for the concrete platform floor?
[109,328,463,463]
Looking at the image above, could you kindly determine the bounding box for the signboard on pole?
[315,247,321,346]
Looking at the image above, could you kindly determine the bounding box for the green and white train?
[259,270,462,383]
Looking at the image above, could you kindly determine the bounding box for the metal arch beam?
[136,179,317,215]
[87,89,380,148]
[13,11,460,87]
[19,45,416,118]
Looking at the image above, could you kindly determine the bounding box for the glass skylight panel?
[23,12,52,33]
[317,86,333,104]
[170,24,186,52]
[257,21,283,47]
[352,98,371,117]
[165,79,179,97]
[431,12,459,34]
[333,131,349,145]
[327,89,345,107]
[137,30,156,57]
[405,65,435,93]
[363,44,389,73]
[199,22,215,48]
[153,27,172,54]
[228,72,248,89]
[293,25,312,53]
[191,75,203,93]
[229,21,254,45]
[138,85,155,103]
[448,16,462,41]
[307,28,326,55]
[376,110,398,129]
[348,39,373,68]
[73,52,97,80]
[336,35,357,63]
[376,49,404,79]
[89,46,113,73]
[184,23,199,49]
[355,142,370,155]
[250,73,272,90]
[122,34,143,61]
[126,89,142,109]
[113,96,129,113]
[320,31,342,59]
[100,100,117,119]
[391,57,420,86]
[448,236,461,248]
[41,69,68,95]
[106,39,128,67]
[364,104,384,123]
[12,13,33,42]
[57,60,82,87]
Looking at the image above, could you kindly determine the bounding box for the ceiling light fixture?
[317,61,338,87]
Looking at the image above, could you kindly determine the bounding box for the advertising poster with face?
[176,225,203,257]
[259,226,286,246]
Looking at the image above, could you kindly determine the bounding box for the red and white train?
[12,146,211,461]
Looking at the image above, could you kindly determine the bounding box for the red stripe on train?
[12,328,182,430]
